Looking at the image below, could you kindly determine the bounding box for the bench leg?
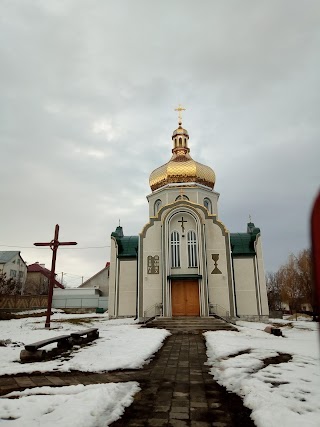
[88,331,99,340]
[57,338,73,349]
[20,349,46,362]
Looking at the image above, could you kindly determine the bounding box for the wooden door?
[172,280,200,316]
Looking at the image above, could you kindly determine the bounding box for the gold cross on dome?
[174,104,186,125]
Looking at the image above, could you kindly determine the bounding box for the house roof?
[79,265,109,287]
[28,263,52,275]
[27,263,64,289]
[0,251,20,263]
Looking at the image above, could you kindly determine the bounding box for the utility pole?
[34,225,77,328]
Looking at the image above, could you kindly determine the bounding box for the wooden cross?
[175,104,186,125]
[34,224,77,328]
[178,217,187,232]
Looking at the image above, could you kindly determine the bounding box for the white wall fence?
[52,294,108,310]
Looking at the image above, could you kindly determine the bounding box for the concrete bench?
[20,328,99,362]
[21,335,73,362]
[70,328,99,344]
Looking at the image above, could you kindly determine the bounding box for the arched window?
[154,199,162,215]
[171,231,180,268]
[179,137,182,146]
[187,230,198,267]
[175,194,189,201]
[204,198,212,213]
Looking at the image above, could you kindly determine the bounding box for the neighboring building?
[24,262,64,295]
[108,112,269,321]
[0,251,27,293]
[52,287,108,311]
[78,263,110,296]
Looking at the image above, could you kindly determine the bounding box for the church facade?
[108,112,269,321]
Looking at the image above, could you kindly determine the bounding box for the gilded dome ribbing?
[149,124,216,192]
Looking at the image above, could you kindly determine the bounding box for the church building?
[108,108,269,321]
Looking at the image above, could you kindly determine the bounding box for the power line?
[0,244,110,249]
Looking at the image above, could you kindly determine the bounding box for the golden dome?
[149,125,216,192]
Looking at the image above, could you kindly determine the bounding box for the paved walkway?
[0,333,254,427]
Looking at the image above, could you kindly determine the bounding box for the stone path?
[111,333,254,427]
[0,333,254,427]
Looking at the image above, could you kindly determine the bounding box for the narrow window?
[171,231,180,268]
[187,230,198,267]
[179,137,182,146]
[204,198,212,213]
[154,199,162,215]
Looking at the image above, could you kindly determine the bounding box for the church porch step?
[142,316,237,332]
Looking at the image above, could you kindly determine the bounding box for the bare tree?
[295,249,317,319]
[267,249,317,320]
[266,271,283,311]
[280,256,305,318]
[0,272,22,295]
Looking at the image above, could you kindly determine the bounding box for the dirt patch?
[223,349,251,359]
[262,353,292,368]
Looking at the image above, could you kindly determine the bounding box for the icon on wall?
[147,255,160,274]
[211,254,222,274]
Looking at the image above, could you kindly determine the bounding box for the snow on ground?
[0,312,169,426]
[0,382,140,427]
[0,312,170,375]
[205,320,320,427]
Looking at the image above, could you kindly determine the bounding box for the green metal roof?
[230,222,261,256]
[111,227,138,258]
[230,233,256,255]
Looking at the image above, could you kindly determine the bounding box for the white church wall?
[233,256,259,315]
[108,238,117,317]
[118,259,137,317]
[255,236,269,315]
[205,222,231,313]
[141,222,163,313]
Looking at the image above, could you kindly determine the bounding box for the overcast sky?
[1,0,319,287]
